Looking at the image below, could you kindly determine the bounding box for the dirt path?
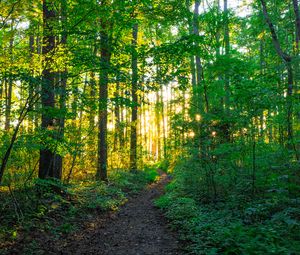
[59,173,181,255]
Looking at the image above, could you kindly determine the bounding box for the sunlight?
[195,114,202,122]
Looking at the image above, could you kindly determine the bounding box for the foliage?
[156,153,300,254]
[0,168,158,254]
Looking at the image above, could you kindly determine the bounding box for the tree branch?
[260,0,291,62]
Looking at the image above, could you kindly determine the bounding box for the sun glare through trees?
[0,0,299,254]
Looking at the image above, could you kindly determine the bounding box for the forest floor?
[3,172,182,255]
[56,172,181,255]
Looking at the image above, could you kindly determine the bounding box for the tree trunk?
[186,0,197,118]
[5,23,14,131]
[155,91,161,160]
[194,0,203,114]
[39,0,60,179]
[160,87,167,158]
[293,0,300,48]
[97,21,110,182]
[260,0,298,159]
[224,0,230,115]
[130,23,138,171]
[113,71,121,151]
[55,0,68,178]
[88,71,97,162]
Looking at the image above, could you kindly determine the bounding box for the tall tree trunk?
[130,23,138,171]
[28,27,35,132]
[5,22,14,131]
[224,0,230,115]
[97,21,110,181]
[155,91,161,160]
[186,0,197,118]
[39,0,60,179]
[88,71,96,160]
[160,87,167,159]
[260,0,298,159]
[113,71,121,151]
[55,0,68,178]
[293,0,300,49]
[194,0,203,114]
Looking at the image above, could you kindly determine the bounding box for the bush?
[156,153,300,254]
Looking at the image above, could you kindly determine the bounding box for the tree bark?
[55,0,68,179]
[260,0,291,62]
[194,0,204,114]
[260,0,298,159]
[97,21,110,182]
[130,22,138,171]
[224,0,230,115]
[5,22,14,131]
[39,0,60,179]
[293,0,300,48]
[186,0,197,117]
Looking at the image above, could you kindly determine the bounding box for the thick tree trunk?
[39,0,61,179]
[130,23,138,171]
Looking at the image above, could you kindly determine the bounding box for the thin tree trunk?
[224,0,230,115]
[194,0,203,114]
[55,0,68,178]
[5,23,14,131]
[89,71,96,144]
[114,71,121,151]
[160,87,167,158]
[293,0,300,48]
[0,94,39,183]
[28,28,35,132]
[186,0,197,118]
[130,23,138,171]
[155,91,161,160]
[97,21,110,182]
[260,0,298,159]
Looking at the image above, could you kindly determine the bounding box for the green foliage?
[110,167,158,194]
[157,154,300,254]
[0,168,158,253]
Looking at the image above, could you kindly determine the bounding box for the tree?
[39,0,61,179]
[97,3,111,181]
[260,0,299,160]
[130,21,139,171]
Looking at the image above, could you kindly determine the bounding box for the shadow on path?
[60,173,182,255]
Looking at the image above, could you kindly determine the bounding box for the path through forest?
[59,173,181,255]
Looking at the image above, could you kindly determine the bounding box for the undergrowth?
[0,167,157,254]
[156,145,300,255]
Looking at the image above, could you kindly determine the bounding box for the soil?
[17,172,180,255]
[57,173,181,255]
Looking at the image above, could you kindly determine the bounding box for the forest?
[0,0,299,254]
